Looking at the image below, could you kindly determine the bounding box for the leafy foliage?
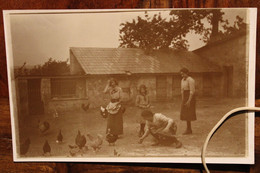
[119,11,193,51]
[216,16,247,42]
[119,10,246,51]
[16,58,70,76]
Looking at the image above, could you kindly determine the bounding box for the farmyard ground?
[17,97,247,159]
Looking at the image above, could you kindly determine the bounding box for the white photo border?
[3,8,257,164]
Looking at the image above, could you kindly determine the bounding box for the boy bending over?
[138,110,182,147]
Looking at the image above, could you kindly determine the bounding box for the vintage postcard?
[3,8,257,163]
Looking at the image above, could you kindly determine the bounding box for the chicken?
[43,140,51,155]
[75,130,87,149]
[38,120,50,134]
[20,138,30,156]
[68,144,77,149]
[106,129,118,146]
[81,103,90,112]
[120,107,126,114]
[56,130,63,143]
[69,147,79,157]
[114,149,120,157]
[69,130,88,156]
[53,108,59,118]
[68,144,87,157]
[100,106,108,118]
[86,134,103,152]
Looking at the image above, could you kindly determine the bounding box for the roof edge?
[193,31,247,53]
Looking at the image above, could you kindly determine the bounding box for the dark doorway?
[156,76,167,101]
[28,79,44,115]
[223,66,233,97]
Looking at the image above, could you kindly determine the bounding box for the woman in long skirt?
[103,78,123,136]
[180,67,196,135]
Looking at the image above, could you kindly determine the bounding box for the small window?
[51,78,76,98]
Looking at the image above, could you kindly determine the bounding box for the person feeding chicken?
[138,110,182,147]
[102,78,124,137]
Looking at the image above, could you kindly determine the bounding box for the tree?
[119,9,246,51]
[16,58,70,76]
[199,10,246,43]
[215,15,247,41]
[119,11,195,51]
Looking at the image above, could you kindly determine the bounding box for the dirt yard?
[18,97,247,158]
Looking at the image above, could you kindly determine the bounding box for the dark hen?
[81,103,90,112]
[78,135,87,149]
[38,120,50,134]
[43,140,51,155]
[68,145,77,149]
[56,129,63,143]
[120,107,126,114]
[75,130,87,149]
[106,129,118,146]
[75,130,81,147]
[20,138,30,155]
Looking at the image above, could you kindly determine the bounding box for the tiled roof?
[70,47,220,75]
[153,50,220,73]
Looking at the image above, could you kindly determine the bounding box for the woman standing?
[180,68,196,135]
[103,78,124,136]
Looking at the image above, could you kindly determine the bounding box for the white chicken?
[86,134,103,152]
[38,120,50,134]
[53,108,59,118]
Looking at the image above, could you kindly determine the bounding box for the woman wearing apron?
[103,78,123,136]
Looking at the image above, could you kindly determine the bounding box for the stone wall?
[210,73,223,97]
[84,73,219,108]
[194,34,248,97]
[172,73,222,98]
[85,76,109,107]
[84,75,157,107]
[41,78,51,111]
[16,72,222,115]
[70,51,85,75]
[16,79,29,116]
[41,77,88,114]
[83,75,156,106]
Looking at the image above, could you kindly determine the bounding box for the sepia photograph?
[3,8,257,163]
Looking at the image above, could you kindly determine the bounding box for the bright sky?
[9,9,247,67]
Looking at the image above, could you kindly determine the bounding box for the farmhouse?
[16,47,225,116]
[193,31,248,97]
[16,33,249,117]
[69,47,222,103]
